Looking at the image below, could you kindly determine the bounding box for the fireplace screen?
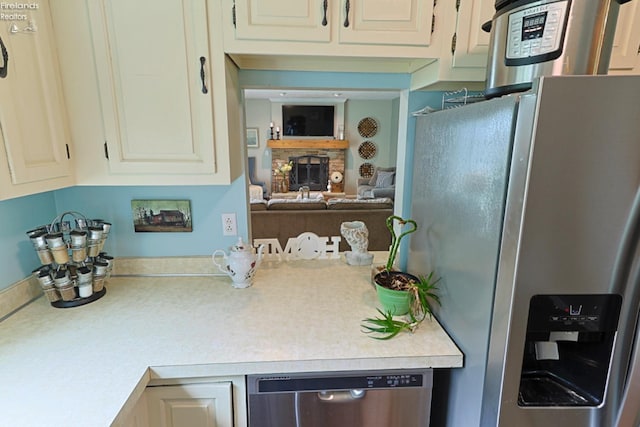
[289,155,329,191]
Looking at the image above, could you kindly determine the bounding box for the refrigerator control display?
[505,0,568,65]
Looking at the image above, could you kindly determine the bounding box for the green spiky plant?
[363,271,441,340]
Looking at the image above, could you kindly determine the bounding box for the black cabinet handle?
[199,56,208,94]
[0,36,8,78]
[322,0,328,26]
[344,0,350,27]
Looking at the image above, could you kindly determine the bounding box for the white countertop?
[0,256,462,426]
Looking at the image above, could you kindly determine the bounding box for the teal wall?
[0,192,59,287]
[0,69,452,292]
[0,177,248,291]
[52,178,249,258]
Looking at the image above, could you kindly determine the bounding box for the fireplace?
[289,155,329,191]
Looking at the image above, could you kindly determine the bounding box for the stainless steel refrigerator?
[408,75,640,427]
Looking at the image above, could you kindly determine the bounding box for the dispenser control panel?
[527,294,622,332]
[505,0,569,65]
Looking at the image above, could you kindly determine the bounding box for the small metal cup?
[87,240,101,257]
[27,230,48,249]
[101,222,112,235]
[87,226,103,241]
[69,230,87,247]
[75,217,88,229]
[45,232,65,249]
[53,270,71,288]
[35,270,54,288]
[77,266,92,285]
[93,261,109,276]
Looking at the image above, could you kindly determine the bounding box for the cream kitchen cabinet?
[233,0,331,43]
[0,0,74,200]
[146,382,234,427]
[450,0,494,68]
[609,0,640,74]
[115,375,248,427]
[118,392,149,427]
[337,0,436,47]
[225,0,442,66]
[410,0,491,90]
[50,0,243,186]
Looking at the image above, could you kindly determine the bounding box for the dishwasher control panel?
[252,371,427,393]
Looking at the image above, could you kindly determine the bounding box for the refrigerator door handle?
[615,310,640,427]
[613,186,640,426]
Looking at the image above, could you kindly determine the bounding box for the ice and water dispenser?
[518,294,622,407]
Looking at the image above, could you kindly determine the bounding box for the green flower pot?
[375,284,411,315]
[373,271,419,316]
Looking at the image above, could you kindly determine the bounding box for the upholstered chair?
[357,166,396,200]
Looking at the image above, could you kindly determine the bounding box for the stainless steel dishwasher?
[247,369,433,427]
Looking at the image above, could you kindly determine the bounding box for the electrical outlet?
[221,213,237,236]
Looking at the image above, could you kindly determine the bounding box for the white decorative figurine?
[340,221,374,266]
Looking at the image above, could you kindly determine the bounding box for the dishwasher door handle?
[317,389,366,402]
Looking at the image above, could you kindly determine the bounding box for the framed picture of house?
[246,128,259,148]
[131,199,192,232]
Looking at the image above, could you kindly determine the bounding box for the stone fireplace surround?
[271,148,345,193]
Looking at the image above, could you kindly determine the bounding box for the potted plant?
[362,272,441,339]
[363,215,441,339]
[273,161,293,193]
[371,215,418,297]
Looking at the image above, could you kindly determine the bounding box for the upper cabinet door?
[87,0,216,175]
[0,0,73,198]
[609,0,640,71]
[338,0,435,46]
[452,0,494,68]
[234,0,331,42]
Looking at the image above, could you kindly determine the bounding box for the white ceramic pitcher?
[212,237,264,288]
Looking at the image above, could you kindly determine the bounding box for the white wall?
[245,99,273,183]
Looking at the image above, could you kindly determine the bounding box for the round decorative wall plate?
[359,162,374,179]
[357,117,378,138]
[358,141,377,159]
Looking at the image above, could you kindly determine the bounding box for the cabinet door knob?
[0,36,8,78]
[199,56,208,94]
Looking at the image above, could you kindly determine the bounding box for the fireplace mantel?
[267,139,349,149]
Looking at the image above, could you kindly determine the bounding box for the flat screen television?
[282,105,334,137]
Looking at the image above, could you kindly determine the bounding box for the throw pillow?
[368,166,396,186]
[375,171,395,188]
